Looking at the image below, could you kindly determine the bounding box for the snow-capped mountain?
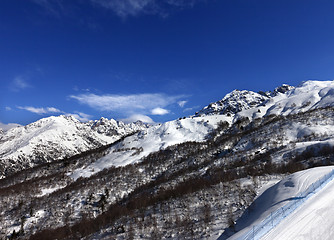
[270,84,295,96]
[196,81,334,122]
[235,80,334,120]
[194,84,294,117]
[71,80,334,180]
[195,89,269,116]
[2,80,334,239]
[0,115,148,177]
[2,80,334,179]
[70,114,225,180]
[87,117,150,136]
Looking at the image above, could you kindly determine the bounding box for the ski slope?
[226,166,334,240]
[263,168,334,240]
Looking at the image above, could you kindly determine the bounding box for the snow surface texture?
[263,170,334,240]
[226,166,334,240]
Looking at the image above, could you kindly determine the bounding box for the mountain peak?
[195,89,269,117]
[273,84,294,95]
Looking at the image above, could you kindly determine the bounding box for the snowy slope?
[71,80,334,179]
[196,80,334,123]
[195,84,294,117]
[70,114,230,179]
[3,80,334,179]
[226,166,334,240]
[3,80,334,239]
[263,171,334,240]
[87,117,149,136]
[195,90,269,116]
[0,115,147,177]
[236,80,334,120]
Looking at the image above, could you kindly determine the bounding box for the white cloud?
[0,122,22,132]
[91,0,155,17]
[47,107,62,113]
[178,100,187,108]
[70,93,183,114]
[14,77,29,89]
[66,112,93,122]
[17,106,92,122]
[5,107,12,111]
[121,114,154,124]
[151,107,169,115]
[30,0,204,20]
[18,106,63,115]
[10,76,31,92]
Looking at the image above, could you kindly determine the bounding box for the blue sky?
[2,0,334,126]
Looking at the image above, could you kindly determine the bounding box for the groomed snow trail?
[262,169,334,240]
[226,166,334,240]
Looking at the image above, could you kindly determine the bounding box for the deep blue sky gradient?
[2,0,334,125]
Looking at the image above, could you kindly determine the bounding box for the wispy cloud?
[0,122,22,131]
[151,107,169,115]
[66,112,93,122]
[10,76,31,92]
[5,107,12,111]
[32,0,204,19]
[91,0,156,18]
[70,93,184,115]
[0,122,22,132]
[18,106,63,115]
[17,106,93,122]
[91,0,204,17]
[177,100,187,108]
[120,114,154,124]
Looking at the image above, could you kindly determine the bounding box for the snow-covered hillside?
[70,114,229,180]
[87,117,149,136]
[226,166,334,240]
[263,168,334,240]
[196,80,334,123]
[2,80,334,240]
[236,80,334,120]
[195,89,269,116]
[0,115,148,177]
[195,84,294,117]
[3,80,334,179]
[70,80,334,179]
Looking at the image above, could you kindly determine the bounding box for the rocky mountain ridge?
[195,84,294,117]
[1,80,334,179]
[0,115,149,178]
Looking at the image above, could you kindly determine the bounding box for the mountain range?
[1,80,334,239]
